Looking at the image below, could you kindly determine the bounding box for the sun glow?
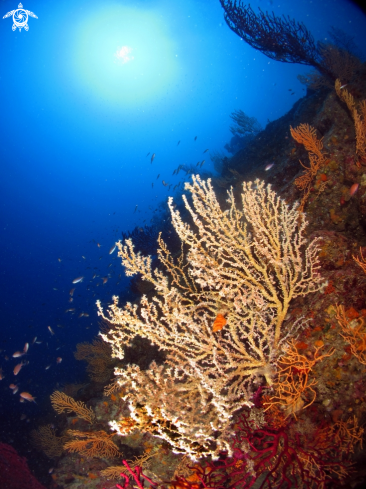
[69,3,179,107]
[114,46,134,64]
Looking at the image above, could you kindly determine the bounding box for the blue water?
[0,0,365,467]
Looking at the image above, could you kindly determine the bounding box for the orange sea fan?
[264,339,335,418]
[353,247,366,274]
[50,391,95,424]
[335,304,366,365]
[290,123,327,212]
[64,430,120,459]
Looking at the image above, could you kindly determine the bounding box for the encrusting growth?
[98,176,323,458]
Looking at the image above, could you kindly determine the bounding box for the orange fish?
[349,183,359,196]
[48,326,55,335]
[72,276,84,284]
[12,351,24,358]
[56,357,62,364]
[212,314,227,332]
[0,368,4,381]
[13,362,24,375]
[23,343,29,353]
[20,392,36,403]
[69,288,75,296]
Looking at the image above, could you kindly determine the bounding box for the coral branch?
[50,391,95,424]
[291,124,327,212]
[98,176,323,458]
[64,430,120,458]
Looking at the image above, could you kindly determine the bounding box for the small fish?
[23,343,29,353]
[45,365,51,370]
[200,160,205,167]
[151,153,155,164]
[134,205,138,213]
[49,468,54,474]
[53,287,58,290]
[9,384,17,389]
[203,149,209,153]
[212,314,227,332]
[340,84,348,89]
[32,336,37,344]
[265,163,274,171]
[20,392,36,403]
[97,243,101,248]
[0,368,4,381]
[109,244,116,255]
[12,351,25,358]
[162,180,168,187]
[56,357,62,364]
[152,182,154,188]
[194,136,197,141]
[350,183,359,196]
[48,326,55,335]
[146,152,150,157]
[72,276,84,284]
[13,362,24,376]
[177,140,180,146]
[20,414,27,421]
[57,258,62,262]
[156,174,160,179]
[13,386,19,394]
[69,288,75,296]
[102,277,108,284]
[82,255,86,259]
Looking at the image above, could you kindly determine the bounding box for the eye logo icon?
[3,3,38,31]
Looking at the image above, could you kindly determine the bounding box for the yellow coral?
[64,430,120,458]
[98,176,323,458]
[335,79,366,164]
[50,391,95,424]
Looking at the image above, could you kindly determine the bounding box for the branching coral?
[335,305,366,365]
[74,339,115,383]
[298,43,362,90]
[229,109,262,137]
[50,391,95,424]
[31,425,65,459]
[290,124,327,212]
[335,79,366,164]
[98,176,323,458]
[264,340,335,417]
[64,430,120,458]
[219,1,321,69]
